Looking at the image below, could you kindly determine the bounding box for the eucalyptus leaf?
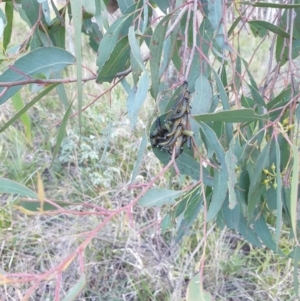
[253,210,284,255]
[186,274,213,301]
[127,72,149,129]
[249,20,291,39]
[139,188,183,207]
[192,74,213,115]
[225,138,240,209]
[248,140,272,219]
[150,14,173,99]
[0,47,75,104]
[96,12,135,70]
[193,109,268,123]
[199,122,228,221]
[3,2,13,50]
[96,35,131,83]
[130,131,148,183]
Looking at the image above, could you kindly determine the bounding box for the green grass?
[0,10,299,301]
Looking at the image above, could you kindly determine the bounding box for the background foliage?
[1,0,300,300]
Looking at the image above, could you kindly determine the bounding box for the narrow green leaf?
[3,1,13,50]
[212,69,233,143]
[275,36,285,64]
[161,214,171,234]
[267,86,291,109]
[139,188,183,207]
[129,30,143,84]
[150,14,173,99]
[293,246,300,296]
[253,210,284,255]
[248,84,266,107]
[0,84,59,133]
[130,131,148,184]
[276,39,300,66]
[241,95,255,108]
[249,22,269,38]
[51,100,74,164]
[0,178,37,198]
[207,167,228,222]
[291,145,299,239]
[160,35,171,78]
[275,140,282,250]
[234,51,242,91]
[221,194,262,247]
[127,72,149,128]
[187,52,202,89]
[0,47,75,104]
[186,274,213,301]
[225,138,239,209]
[199,122,228,221]
[96,35,131,83]
[176,194,204,243]
[62,274,86,301]
[237,214,262,247]
[160,24,180,77]
[250,2,300,8]
[241,58,258,90]
[193,109,268,123]
[141,2,149,34]
[21,0,40,26]
[11,91,32,144]
[41,0,51,24]
[49,21,66,49]
[128,26,145,71]
[184,188,202,220]
[207,0,225,49]
[228,16,241,37]
[177,154,213,186]
[96,13,134,69]
[198,18,212,78]
[15,199,72,212]
[248,20,291,39]
[56,82,69,109]
[220,64,228,96]
[70,0,82,128]
[174,187,200,218]
[296,103,300,122]
[192,74,213,115]
[248,140,271,219]
[221,193,240,230]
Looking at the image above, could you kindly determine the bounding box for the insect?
[169,92,191,120]
[164,118,182,138]
[159,125,183,149]
[150,80,194,159]
[171,81,189,110]
[168,135,187,158]
[150,117,168,138]
[150,117,170,147]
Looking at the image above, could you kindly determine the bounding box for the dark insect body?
[150,81,194,159]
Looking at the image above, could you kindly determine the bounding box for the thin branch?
[0,76,96,87]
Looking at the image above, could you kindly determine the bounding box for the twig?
[0,76,96,87]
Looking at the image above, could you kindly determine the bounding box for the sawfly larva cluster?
[150,81,194,159]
